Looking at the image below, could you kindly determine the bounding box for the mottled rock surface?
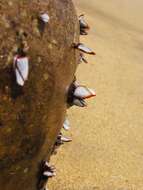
[0,0,79,190]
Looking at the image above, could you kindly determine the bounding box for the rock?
[0,0,79,190]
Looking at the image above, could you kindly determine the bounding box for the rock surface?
[0,0,79,190]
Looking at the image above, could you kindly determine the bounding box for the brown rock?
[0,0,79,190]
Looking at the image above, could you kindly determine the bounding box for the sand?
[49,1,143,190]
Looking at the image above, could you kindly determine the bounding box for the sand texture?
[49,1,143,190]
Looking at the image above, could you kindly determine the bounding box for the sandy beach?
[49,1,143,189]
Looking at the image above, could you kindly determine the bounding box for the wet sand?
[49,1,143,190]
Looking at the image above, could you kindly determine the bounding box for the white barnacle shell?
[79,14,89,29]
[44,162,56,172]
[43,171,56,177]
[45,161,50,168]
[80,29,88,35]
[73,98,87,107]
[79,53,88,64]
[60,136,72,142]
[14,56,29,86]
[63,118,70,131]
[74,43,96,55]
[74,86,96,99]
[40,13,50,23]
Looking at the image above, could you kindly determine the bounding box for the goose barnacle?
[38,161,55,190]
[43,161,56,172]
[44,161,50,168]
[53,133,72,153]
[13,55,29,86]
[79,53,88,64]
[60,135,72,142]
[55,135,64,146]
[40,13,50,23]
[67,78,96,107]
[44,162,56,172]
[56,133,72,144]
[51,138,61,155]
[63,118,70,131]
[41,161,56,179]
[67,80,88,107]
[79,14,90,35]
[73,43,96,55]
[43,171,56,178]
[80,29,88,35]
[72,98,87,107]
[74,85,96,99]
[79,14,90,29]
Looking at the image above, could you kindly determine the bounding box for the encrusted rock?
[0,0,79,190]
